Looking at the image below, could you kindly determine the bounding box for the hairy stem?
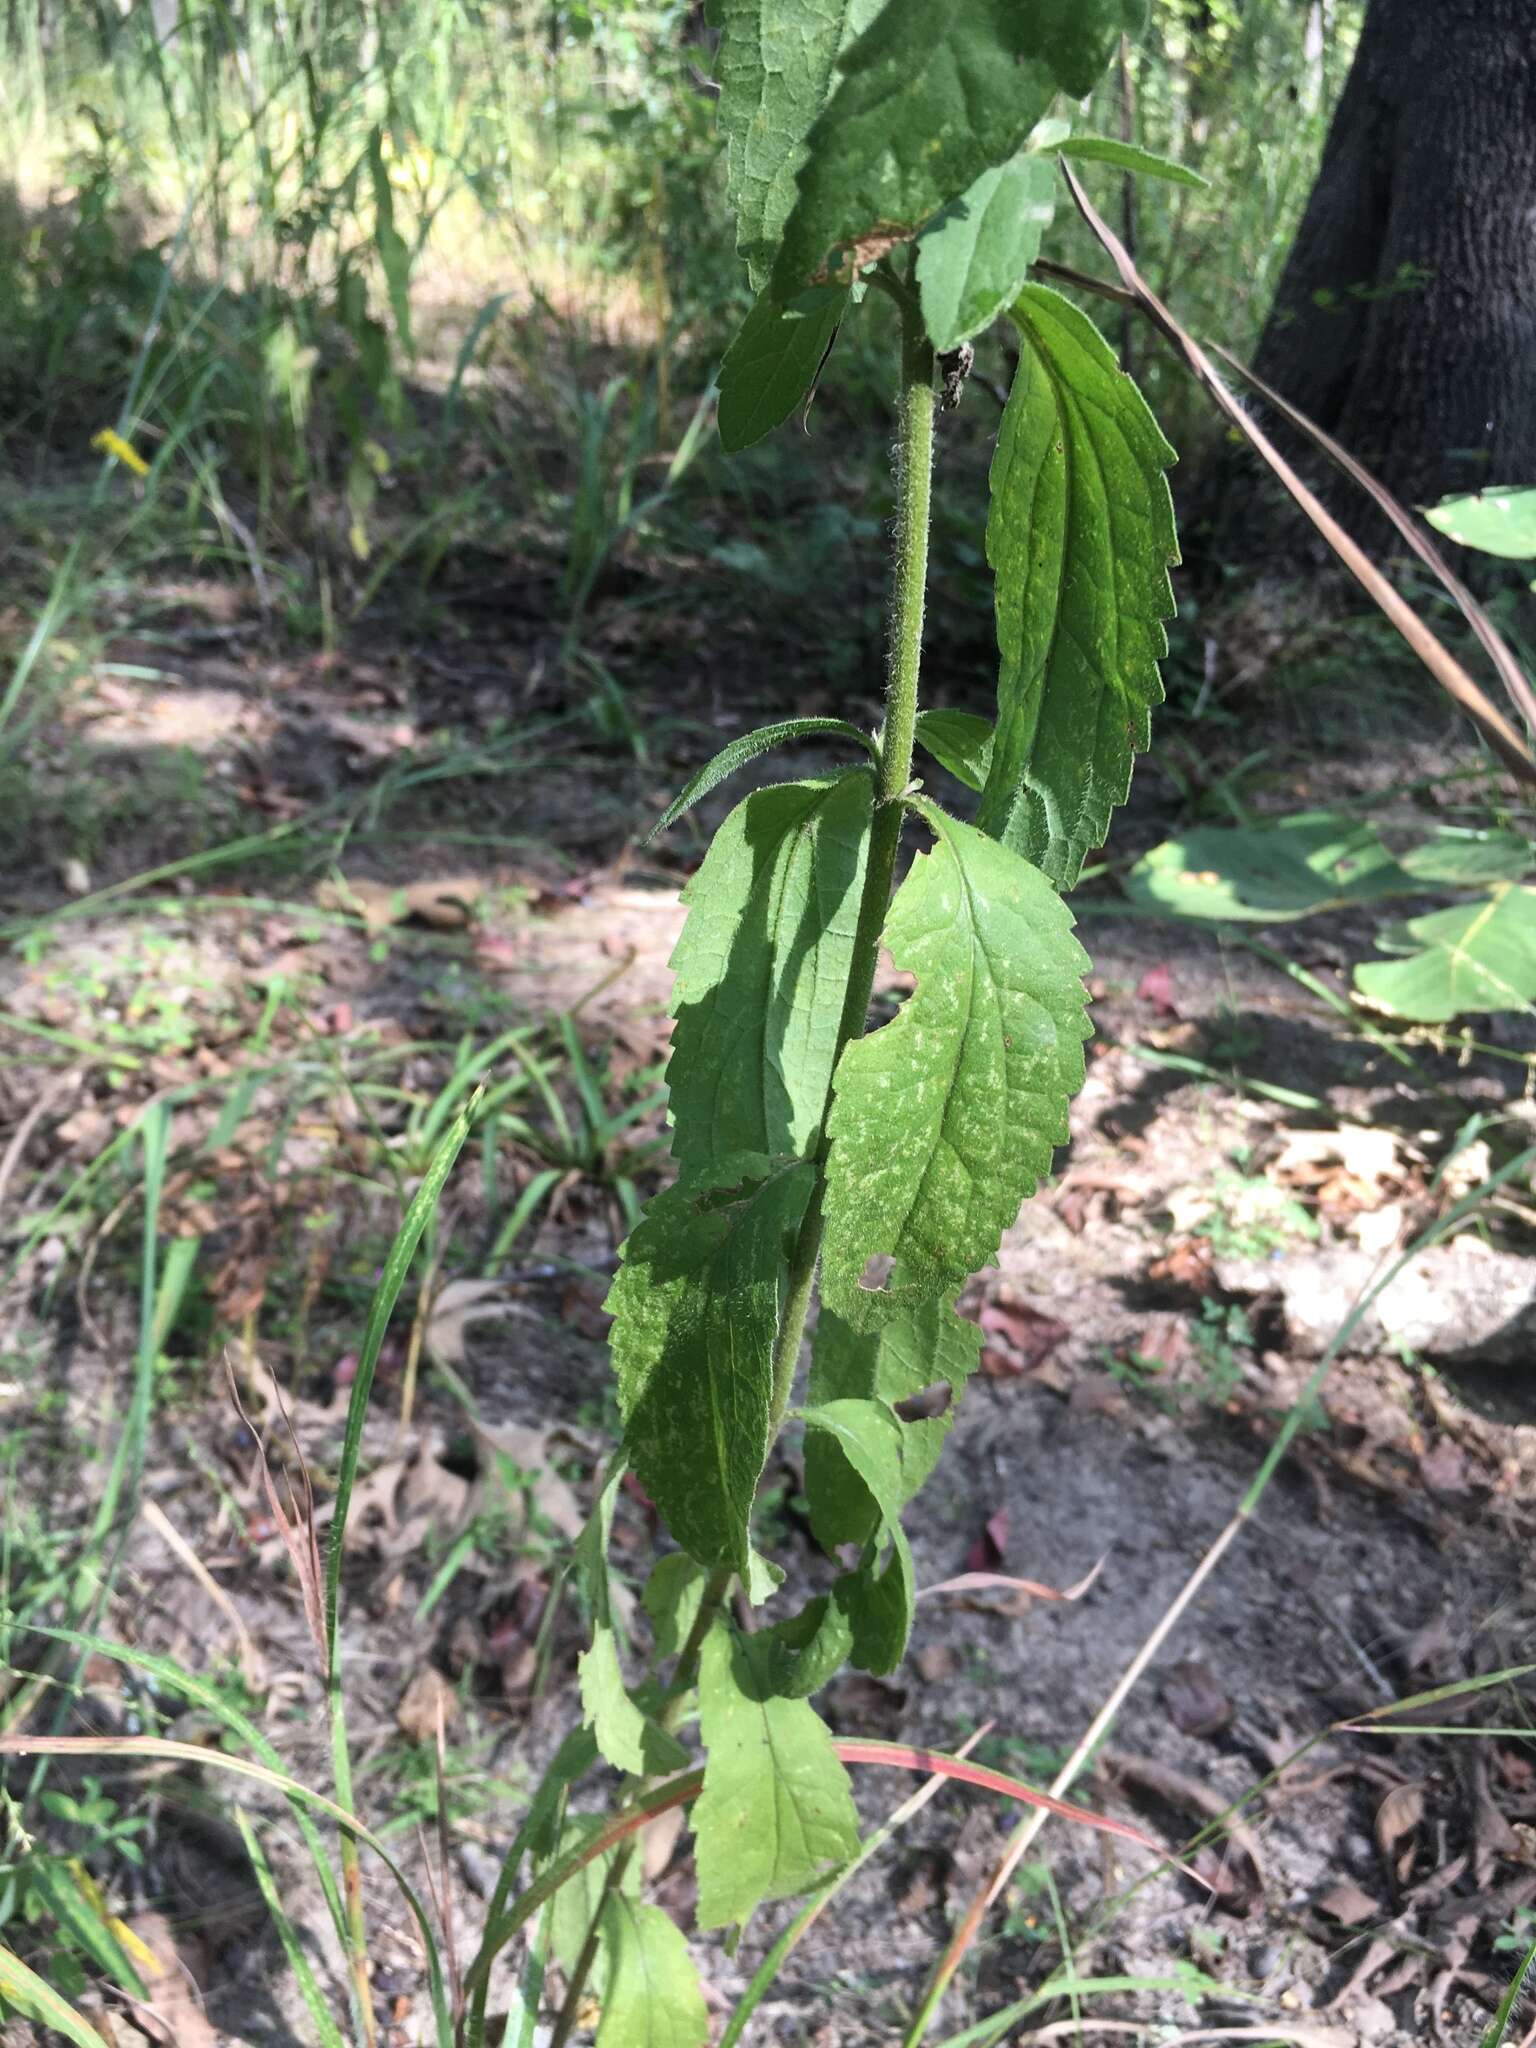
[767,291,936,1434]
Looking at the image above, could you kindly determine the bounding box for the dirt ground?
[4,578,1536,2048]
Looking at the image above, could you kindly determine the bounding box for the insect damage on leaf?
[821,804,1091,1327]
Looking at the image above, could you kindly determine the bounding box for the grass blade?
[0,1940,104,2048]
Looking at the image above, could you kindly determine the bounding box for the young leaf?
[575,1466,689,1775]
[756,1590,857,1699]
[668,773,873,1166]
[821,805,1090,1326]
[773,0,1142,295]
[643,1553,707,1665]
[1126,815,1414,923]
[976,285,1178,890]
[916,152,1056,353]
[650,719,876,838]
[549,1816,640,1976]
[719,285,849,451]
[1355,885,1536,1022]
[805,1289,981,1548]
[606,1154,816,1576]
[597,1895,709,2048]
[914,709,995,793]
[800,1399,917,1673]
[716,0,881,290]
[693,1624,859,1928]
[1046,135,1208,188]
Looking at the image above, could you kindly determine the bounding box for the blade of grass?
[0,1940,104,2048]
[235,1806,349,2048]
[1483,1935,1536,2048]
[324,1095,477,2045]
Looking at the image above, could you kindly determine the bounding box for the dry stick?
[1051,164,1536,789]
[1207,340,1536,748]
[903,1141,1536,2047]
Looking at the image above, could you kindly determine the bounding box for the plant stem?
[768,290,936,1433]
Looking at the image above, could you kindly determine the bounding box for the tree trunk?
[1250,0,1536,516]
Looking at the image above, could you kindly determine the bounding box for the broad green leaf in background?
[1126,815,1413,923]
[1046,134,1208,187]
[718,285,849,450]
[822,804,1090,1327]
[606,1153,816,1576]
[649,717,876,837]
[1425,487,1536,560]
[716,0,883,290]
[574,1466,684,1776]
[805,1289,981,1548]
[976,285,1178,890]
[915,152,1056,353]
[596,1895,709,2048]
[1355,886,1536,1022]
[1400,829,1534,886]
[913,709,995,793]
[693,1623,859,1928]
[800,1398,917,1672]
[773,0,1144,296]
[668,774,872,1166]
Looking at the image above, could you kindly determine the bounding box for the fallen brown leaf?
[397,1666,459,1744]
[1374,1780,1425,1887]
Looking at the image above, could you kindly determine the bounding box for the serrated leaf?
[607,1153,816,1575]
[717,0,882,289]
[693,1623,859,1928]
[914,709,995,793]
[976,285,1178,890]
[806,1289,981,1548]
[597,1896,709,2048]
[1355,885,1536,1022]
[719,285,849,450]
[916,152,1056,352]
[1126,815,1414,923]
[650,718,876,837]
[773,0,1142,295]
[800,1398,916,1673]
[579,1630,689,1777]
[1425,487,1536,560]
[668,774,873,1166]
[822,804,1090,1327]
[1048,135,1208,188]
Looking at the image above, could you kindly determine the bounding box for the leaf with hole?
[914,709,995,793]
[977,285,1178,889]
[606,1153,816,1577]
[1355,885,1536,1022]
[1126,815,1414,923]
[773,0,1143,294]
[822,804,1090,1326]
[693,1623,860,1927]
[916,152,1057,352]
[719,285,849,450]
[667,773,873,1165]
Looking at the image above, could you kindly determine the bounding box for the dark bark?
[1249,0,1536,518]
